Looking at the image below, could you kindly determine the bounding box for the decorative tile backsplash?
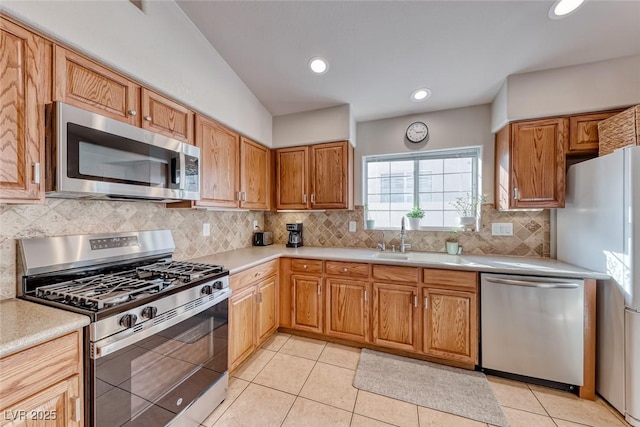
[0,199,264,300]
[265,204,550,258]
[1,200,549,300]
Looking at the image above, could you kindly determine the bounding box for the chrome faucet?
[376,232,386,251]
[400,217,411,253]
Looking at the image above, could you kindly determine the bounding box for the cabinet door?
[276,146,309,209]
[256,275,278,345]
[229,286,256,370]
[310,141,351,209]
[568,111,622,155]
[240,137,270,210]
[1,375,81,427]
[291,274,323,333]
[195,115,240,208]
[0,19,46,203]
[53,45,139,125]
[141,88,194,144]
[511,118,567,208]
[325,278,370,343]
[372,283,418,352]
[422,287,477,364]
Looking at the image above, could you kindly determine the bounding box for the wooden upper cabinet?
[196,115,240,208]
[276,141,354,210]
[310,141,353,209]
[495,118,567,210]
[240,136,270,210]
[568,110,623,155]
[276,146,309,209]
[0,18,47,204]
[53,45,140,125]
[141,88,194,144]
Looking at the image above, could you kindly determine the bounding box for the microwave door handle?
[179,152,186,191]
[170,156,180,186]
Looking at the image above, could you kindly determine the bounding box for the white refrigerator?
[557,145,640,426]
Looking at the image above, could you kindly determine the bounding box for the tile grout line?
[349,389,359,427]
[526,382,558,421]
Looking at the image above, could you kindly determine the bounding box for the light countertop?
[0,299,90,358]
[189,245,609,280]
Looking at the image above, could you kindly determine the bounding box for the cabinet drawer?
[422,269,477,290]
[0,331,81,408]
[325,261,369,278]
[290,259,323,274]
[373,265,418,283]
[231,259,278,290]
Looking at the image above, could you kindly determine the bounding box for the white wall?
[355,104,494,205]
[273,104,353,148]
[492,55,640,132]
[490,80,509,133]
[2,0,273,146]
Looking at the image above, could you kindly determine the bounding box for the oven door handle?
[92,290,230,359]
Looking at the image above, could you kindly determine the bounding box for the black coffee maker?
[286,223,303,248]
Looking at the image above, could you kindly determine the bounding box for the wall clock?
[406,121,429,143]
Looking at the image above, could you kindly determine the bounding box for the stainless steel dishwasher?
[481,273,584,386]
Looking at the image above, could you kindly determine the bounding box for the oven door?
[91,299,228,427]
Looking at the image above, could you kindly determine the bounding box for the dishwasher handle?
[484,277,580,289]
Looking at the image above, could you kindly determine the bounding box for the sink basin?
[373,252,409,260]
[408,252,466,264]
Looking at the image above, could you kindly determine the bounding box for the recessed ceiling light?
[308,57,329,75]
[411,88,432,102]
[549,0,585,19]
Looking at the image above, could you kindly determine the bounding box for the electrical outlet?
[491,223,513,236]
[202,223,211,237]
[348,221,356,232]
[253,220,259,230]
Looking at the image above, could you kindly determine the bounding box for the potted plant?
[364,204,375,229]
[445,230,459,255]
[406,206,425,230]
[450,193,487,230]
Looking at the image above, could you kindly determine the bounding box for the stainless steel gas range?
[18,230,231,427]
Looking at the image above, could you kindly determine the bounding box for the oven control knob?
[141,306,158,319]
[201,285,213,295]
[213,280,224,290]
[119,314,138,329]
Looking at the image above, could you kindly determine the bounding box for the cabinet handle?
[364,290,368,302]
[311,193,315,203]
[254,271,262,278]
[257,292,262,304]
[413,295,418,308]
[242,191,247,201]
[513,188,519,200]
[424,296,429,309]
[72,396,81,422]
[317,284,321,295]
[128,109,137,116]
[303,194,307,203]
[343,267,348,272]
[303,264,308,269]
[144,115,152,122]
[32,162,41,184]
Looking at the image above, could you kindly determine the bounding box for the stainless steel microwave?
[46,102,200,202]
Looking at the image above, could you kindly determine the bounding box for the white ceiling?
[177,1,640,122]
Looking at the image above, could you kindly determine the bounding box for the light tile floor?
[203,333,631,427]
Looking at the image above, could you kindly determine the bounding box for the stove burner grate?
[136,261,224,282]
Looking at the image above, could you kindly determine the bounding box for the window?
[364,147,480,229]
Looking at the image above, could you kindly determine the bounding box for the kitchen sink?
[372,252,409,260]
[408,252,466,264]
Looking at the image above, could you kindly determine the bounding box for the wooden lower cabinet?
[372,282,418,352]
[291,274,323,334]
[1,375,81,427]
[421,287,477,364]
[229,286,256,370]
[256,276,278,344]
[325,278,370,343]
[0,331,83,426]
[229,264,279,371]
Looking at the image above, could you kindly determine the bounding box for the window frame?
[363,146,482,231]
